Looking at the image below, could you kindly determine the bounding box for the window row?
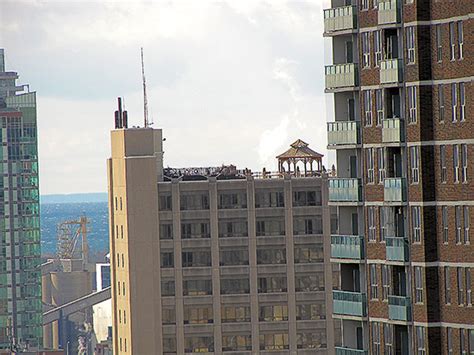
[437,82,467,123]
[161,274,324,296]
[443,266,472,306]
[435,21,464,62]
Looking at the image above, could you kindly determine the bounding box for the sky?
[0,0,332,195]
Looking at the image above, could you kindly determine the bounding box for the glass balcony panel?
[388,295,411,321]
[336,348,369,355]
[378,0,400,25]
[385,237,408,261]
[384,178,406,202]
[324,6,357,33]
[327,121,360,146]
[382,118,404,143]
[329,178,362,202]
[380,59,402,84]
[331,235,364,260]
[325,64,358,90]
[333,290,367,317]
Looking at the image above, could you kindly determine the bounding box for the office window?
[406,26,416,64]
[221,278,250,295]
[442,206,449,243]
[377,147,385,183]
[297,330,327,350]
[294,245,323,263]
[416,326,426,355]
[295,274,324,292]
[256,218,285,236]
[466,268,472,306]
[259,304,288,322]
[414,266,424,303]
[382,265,391,300]
[184,336,214,353]
[374,30,383,66]
[159,224,173,240]
[218,191,247,209]
[181,221,210,239]
[412,206,421,243]
[258,276,287,293]
[162,306,176,325]
[384,323,393,355]
[221,306,251,323]
[464,206,470,244]
[458,21,464,59]
[159,194,172,211]
[222,335,252,352]
[409,146,420,184]
[293,216,323,235]
[163,338,177,353]
[460,82,466,121]
[219,249,249,266]
[372,322,381,355]
[456,206,462,244]
[296,303,326,320]
[439,84,445,122]
[259,333,289,351]
[452,83,458,122]
[458,267,465,305]
[121,225,124,239]
[183,279,212,296]
[368,206,376,242]
[293,189,322,207]
[257,248,286,265]
[364,90,373,126]
[184,306,213,324]
[445,267,451,304]
[367,148,375,183]
[440,145,447,182]
[218,219,248,238]
[408,86,417,123]
[461,144,468,183]
[182,250,211,267]
[161,280,175,297]
[362,32,371,68]
[449,22,456,60]
[454,145,460,183]
[447,327,453,355]
[255,190,284,208]
[370,264,378,300]
[180,192,209,210]
[160,252,174,268]
[436,24,443,62]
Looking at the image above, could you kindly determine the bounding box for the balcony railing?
[331,235,364,260]
[327,121,360,147]
[380,59,402,84]
[329,178,362,203]
[382,118,404,143]
[336,348,369,355]
[384,178,406,203]
[378,0,400,25]
[386,237,408,261]
[324,6,357,33]
[388,295,411,321]
[333,290,367,317]
[325,63,358,90]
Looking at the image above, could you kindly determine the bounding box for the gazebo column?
[304,159,307,176]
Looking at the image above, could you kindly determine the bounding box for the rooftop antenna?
[141,47,149,128]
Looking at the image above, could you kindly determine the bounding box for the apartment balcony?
[380,59,402,84]
[328,178,362,203]
[382,118,404,143]
[323,5,357,34]
[327,121,360,148]
[388,295,411,321]
[385,237,408,262]
[336,348,368,355]
[384,178,406,203]
[378,0,400,25]
[331,235,364,260]
[333,290,367,317]
[325,63,358,91]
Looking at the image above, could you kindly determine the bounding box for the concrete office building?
[0,49,42,350]
[107,112,339,353]
[324,0,473,353]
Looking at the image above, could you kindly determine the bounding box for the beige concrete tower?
[108,127,163,354]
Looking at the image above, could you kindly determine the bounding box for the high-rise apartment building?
[0,49,42,350]
[324,0,473,353]
[108,120,338,353]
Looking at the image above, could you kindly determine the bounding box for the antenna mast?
[141,47,149,127]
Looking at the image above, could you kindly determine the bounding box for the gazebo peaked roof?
[276,139,324,160]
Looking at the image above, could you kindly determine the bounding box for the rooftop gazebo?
[276,139,324,177]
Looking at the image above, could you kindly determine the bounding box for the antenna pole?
[141,47,149,128]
